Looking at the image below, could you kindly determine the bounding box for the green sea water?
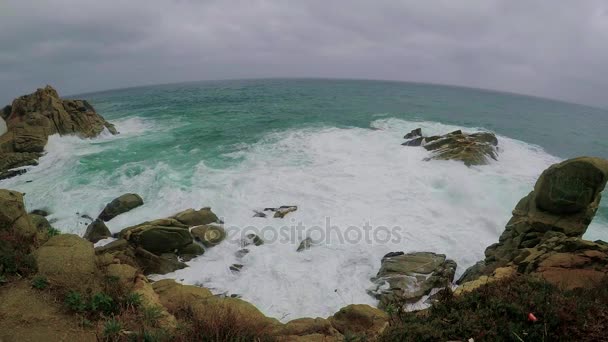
[3,79,608,320]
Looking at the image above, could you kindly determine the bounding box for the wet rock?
[83,219,112,243]
[134,247,187,275]
[235,249,249,258]
[230,264,244,273]
[30,209,49,217]
[177,243,205,262]
[0,152,41,180]
[98,193,143,222]
[368,251,456,308]
[401,136,424,147]
[297,237,313,252]
[404,128,422,139]
[128,226,192,254]
[173,207,219,226]
[263,205,298,218]
[242,233,264,247]
[28,214,52,232]
[190,225,226,247]
[253,210,267,218]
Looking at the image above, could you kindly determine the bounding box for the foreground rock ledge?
[0,85,118,180]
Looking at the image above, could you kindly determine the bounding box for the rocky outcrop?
[190,225,226,247]
[0,86,117,179]
[368,251,456,309]
[328,304,389,338]
[98,193,143,222]
[402,128,499,166]
[459,157,608,290]
[172,207,220,226]
[0,189,37,239]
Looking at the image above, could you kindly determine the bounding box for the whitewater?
[2,115,607,322]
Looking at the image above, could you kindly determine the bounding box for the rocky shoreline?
[1,87,607,341]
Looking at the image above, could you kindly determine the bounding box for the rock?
[133,276,177,330]
[534,157,608,214]
[152,279,213,311]
[264,205,298,218]
[105,263,138,287]
[253,210,267,218]
[402,129,499,166]
[177,243,205,261]
[28,214,52,232]
[454,267,516,295]
[328,304,389,338]
[368,251,456,308]
[404,128,422,139]
[0,189,37,238]
[34,234,98,293]
[242,233,264,247]
[173,207,219,226]
[190,225,226,247]
[94,238,129,254]
[274,318,341,340]
[297,237,313,252]
[134,247,187,275]
[0,86,117,178]
[460,157,608,289]
[30,209,49,217]
[83,219,111,243]
[98,193,143,222]
[235,249,249,258]
[230,264,244,273]
[128,226,193,254]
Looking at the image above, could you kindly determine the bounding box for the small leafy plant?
[31,275,49,290]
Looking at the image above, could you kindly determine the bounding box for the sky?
[1,0,607,107]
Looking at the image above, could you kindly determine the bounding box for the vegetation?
[379,275,608,342]
[31,275,49,290]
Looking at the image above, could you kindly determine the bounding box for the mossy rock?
[173,208,219,226]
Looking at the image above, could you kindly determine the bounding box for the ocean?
[2,78,608,321]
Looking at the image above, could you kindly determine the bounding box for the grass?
[31,276,49,290]
[379,274,608,342]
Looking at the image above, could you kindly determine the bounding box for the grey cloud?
[0,0,607,107]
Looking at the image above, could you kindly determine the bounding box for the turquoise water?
[3,79,608,320]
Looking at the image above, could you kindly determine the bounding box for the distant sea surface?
[3,79,608,320]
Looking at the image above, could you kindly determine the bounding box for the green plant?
[103,318,122,338]
[46,227,61,237]
[123,292,143,310]
[90,292,117,315]
[142,306,164,327]
[65,291,87,312]
[31,275,49,290]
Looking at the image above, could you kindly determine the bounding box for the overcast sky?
[1,0,607,107]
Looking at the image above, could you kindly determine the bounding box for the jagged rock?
[173,208,219,226]
[98,193,143,222]
[190,225,226,247]
[402,129,499,166]
[264,205,298,218]
[297,237,313,252]
[368,251,456,308]
[177,243,205,261]
[83,219,111,243]
[404,128,422,139]
[34,234,99,293]
[328,304,389,338]
[0,86,117,179]
[242,233,264,247]
[459,157,608,290]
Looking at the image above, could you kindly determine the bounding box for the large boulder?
[34,234,98,293]
[328,304,389,338]
[126,225,192,254]
[0,86,118,180]
[402,128,499,166]
[459,157,608,290]
[98,193,144,222]
[0,189,37,238]
[368,251,456,308]
[173,207,219,226]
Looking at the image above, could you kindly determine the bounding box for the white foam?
[3,117,605,322]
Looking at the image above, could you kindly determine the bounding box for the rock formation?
[368,251,456,309]
[98,193,144,222]
[0,86,117,179]
[459,157,608,290]
[402,128,499,166]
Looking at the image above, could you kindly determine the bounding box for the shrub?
[103,318,122,339]
[91,292,117,315]
[379,275,608,342]
[142,306,164,327]
[65,291,87,313]
[122,292,143,310]
[31,275,49,290]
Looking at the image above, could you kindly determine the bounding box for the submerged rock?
[264,205,298,218]
[242,233,264,247]
[404,128,422,139]
[368,251,456,308]
[297,237,313,252]
[402,128,499,166]
[98,193,144,222]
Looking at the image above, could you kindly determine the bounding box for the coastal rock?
[404,128,422,139]
[459,157,608,290]
[190,225,226,247]
[105,263,138,287]
[368,251,456,308]
[0,189,37,238]
[28,214,52,232]
[34,234,99,293]
[177,243,205,261]
[152,279,213,310]
[242,233,264,247]
[264,205,298,219]
[0,86,118,179]
[328,304,389,338]
[297,237,313,252]
[173,207,220,226]
[83,219,111,243]
[134,247,187,275]
[274,317,341,340]
[98,193,144,222]
[402,129,499,166]
[127,225,193,254]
